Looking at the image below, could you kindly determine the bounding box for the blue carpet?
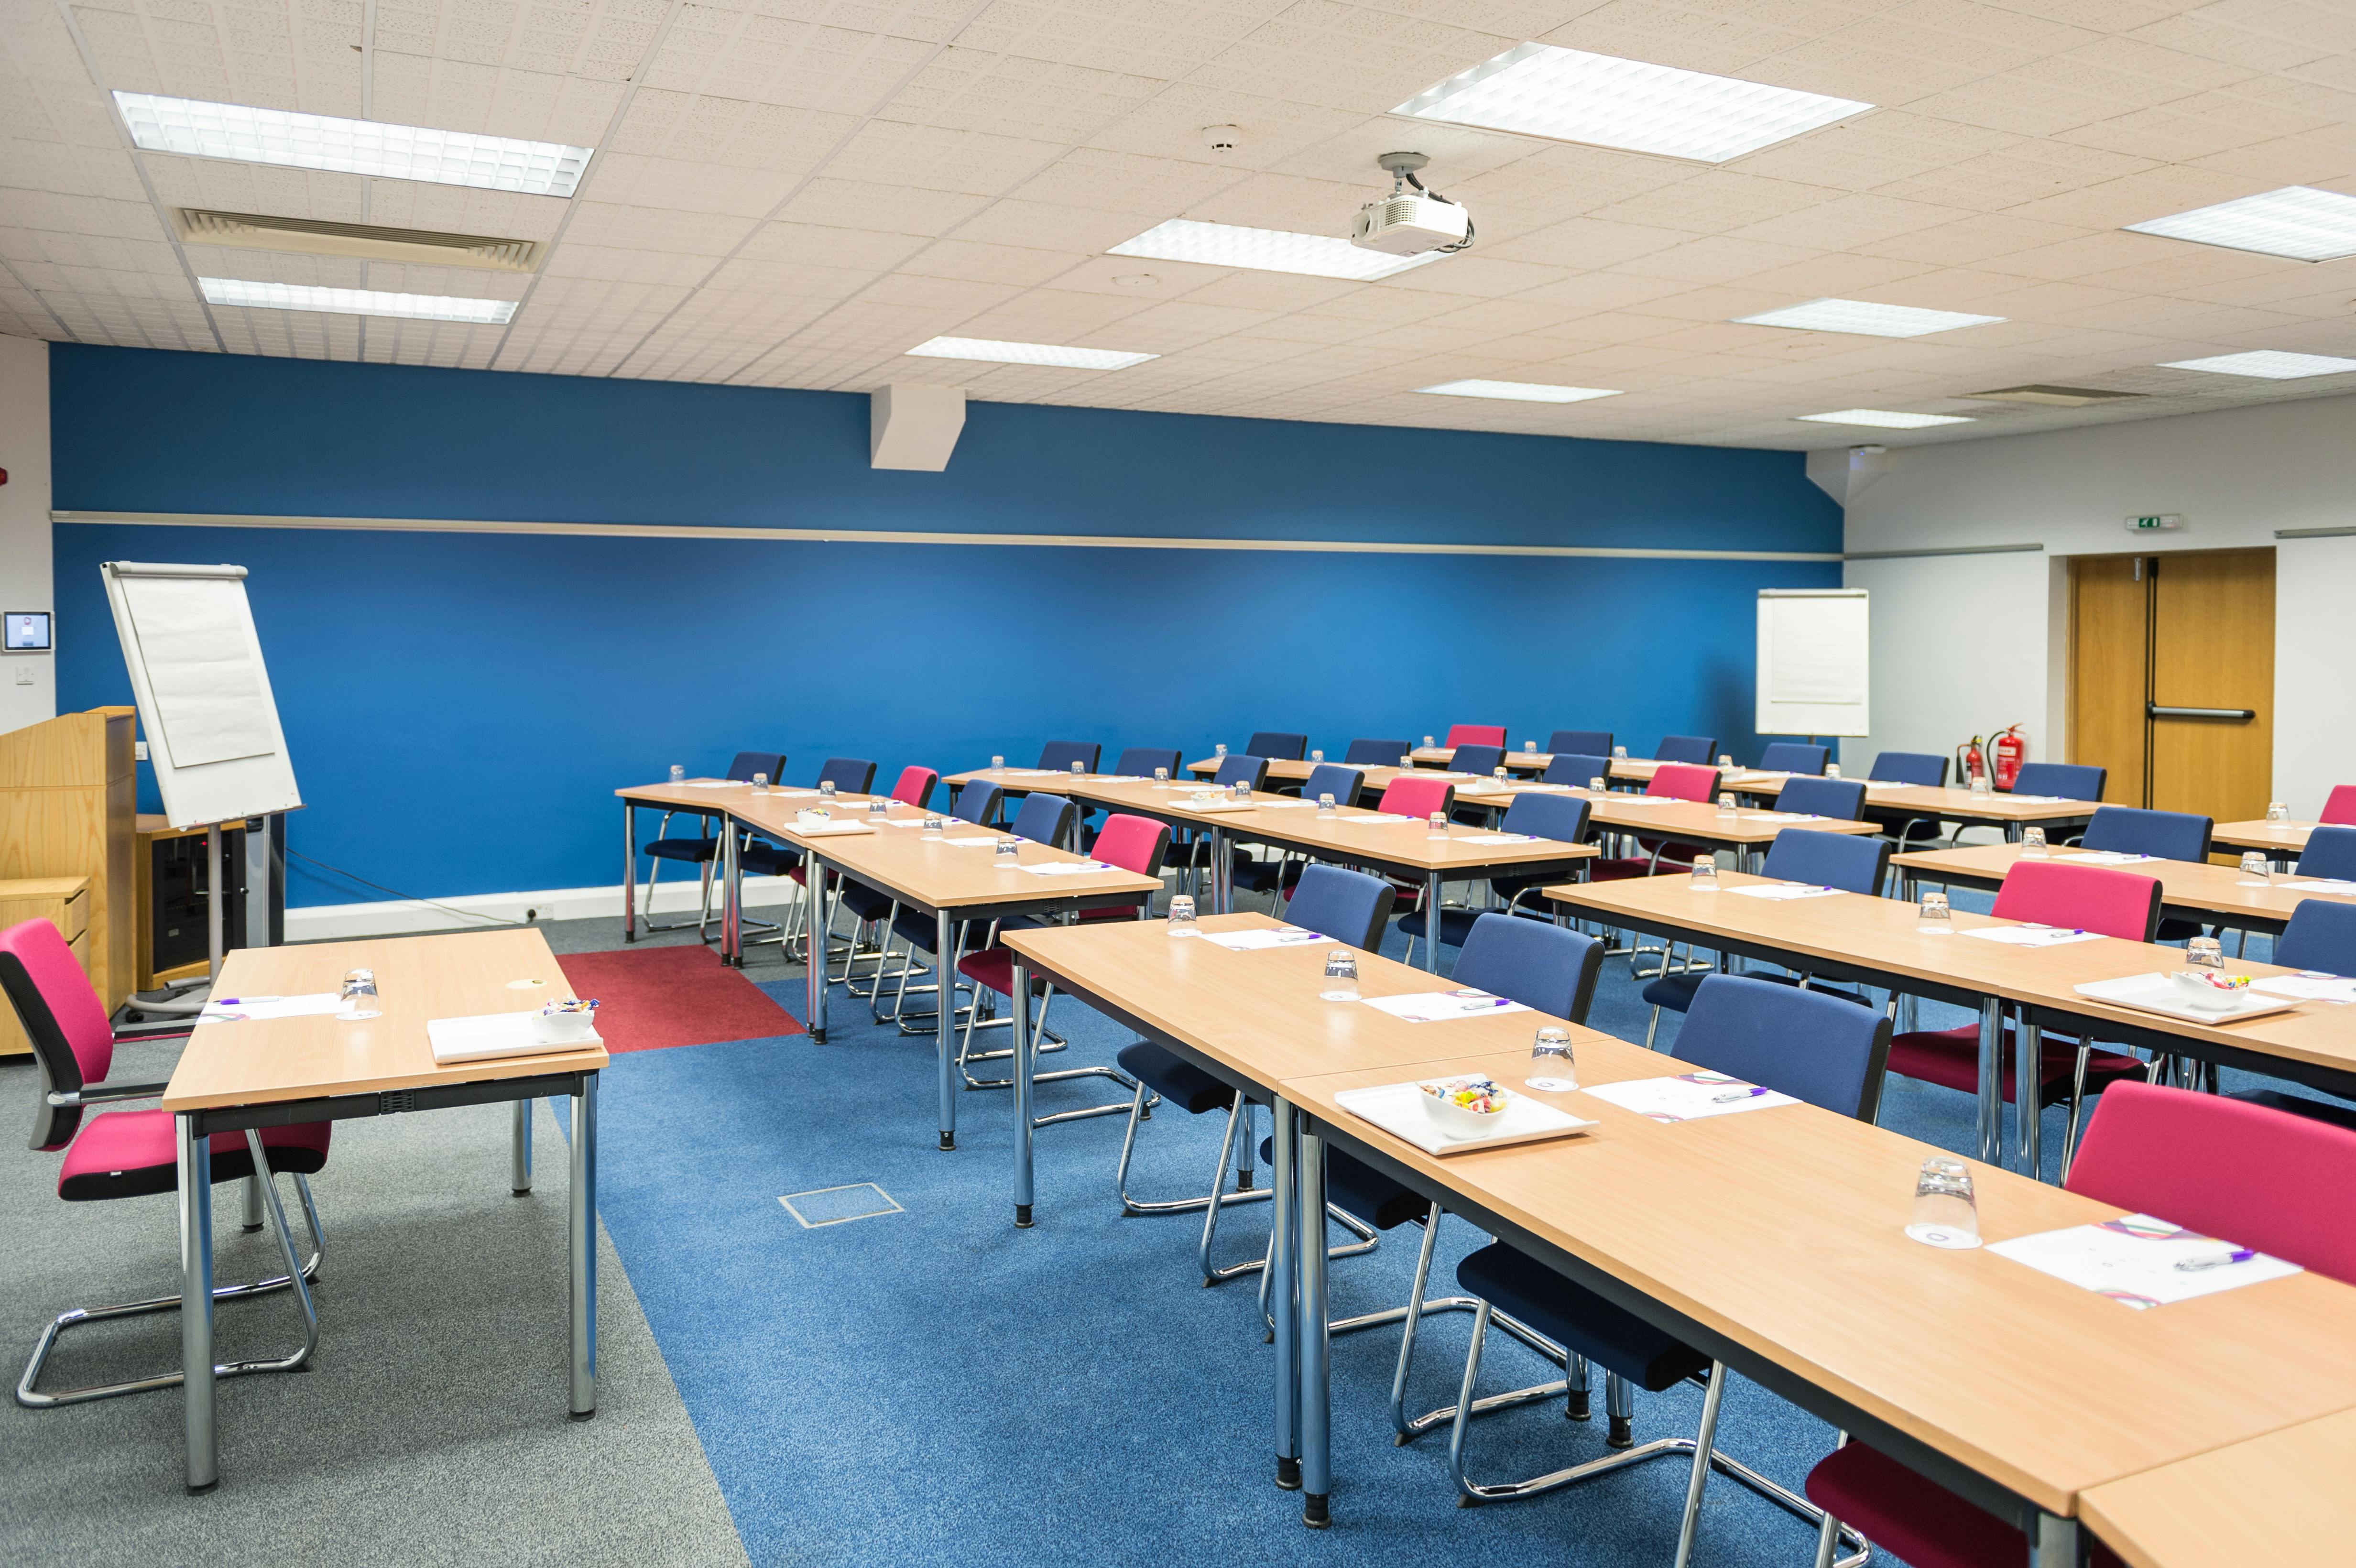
[579,899,2327,1567]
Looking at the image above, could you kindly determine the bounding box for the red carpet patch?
[556,945,803,1054]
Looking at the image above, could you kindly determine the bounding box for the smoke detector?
[1200,124,1244,152]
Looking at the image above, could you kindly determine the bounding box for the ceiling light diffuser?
[2161,350,2356,379]
[199,277,516,324]
[116,92,594,196]
[1393,43,1871,163]
[1108,218,1446,281]
[905,337,1156,370]
[1796,409,1973,429]
[2126,186,2356,261]
[1737,299,2003,337]
[1417,380,1621,403]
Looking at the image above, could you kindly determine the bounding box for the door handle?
[2147,704,2255,720]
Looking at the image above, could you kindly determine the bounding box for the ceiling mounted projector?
[1351,152,1474,258]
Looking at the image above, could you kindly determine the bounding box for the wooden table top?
[1740,776,2103,823]
[1895,842,2356,928]
[1541,870,2356,1079]
[2211,818,2314,855]
[1460,785,1882,848]
[161,929,606,1113]
[1183,756,1323,782]
[1185,753,1664,784]
[1280,1035,2356,1519]
[1059,777,1600,874]
[2077,1405,2356,1568]
[940,765,1146,789]
[1003,910,1605,1090]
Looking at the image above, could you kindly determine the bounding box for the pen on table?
[2174,1247,2257,1273]
[1711,1085,1770,1103]
[216,996,279,1005]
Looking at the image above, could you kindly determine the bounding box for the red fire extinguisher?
[1991,724,2026,791]
[1957,735,1987,789]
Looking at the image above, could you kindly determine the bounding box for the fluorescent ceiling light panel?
[1737,298,2003,337]
[199,277,516,324]
[905,337,1156,370]
[1108,218,1446,281]
[1393,43,1871,163]
[1417,379,1621,403]
[1796,409,1973,429]
[2126,186,2356,261]
[115,92,594,196]
[2161,349,2356,379]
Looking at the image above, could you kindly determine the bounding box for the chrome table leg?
[1975,998,2004,1168]
[1271,1095,1300,1492]
[178,1114,217,1492]
[1299,1123,1331,1527]
[512,1098,533,1194]
[1013,959,1034,1226]
[804,854,829,1043]
[1423,870,1443,973]
[569,1074,598,1420]
[721,817,742,967]
[937,907,956,1151]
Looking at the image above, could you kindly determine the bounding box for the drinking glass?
[2186,936,2224,970]
[669,764,685,784]
[1310,749,1324,763]
[867,798,887,818]
[819,780,837,800]
[1825,762,1842,779]
[991,755,1005,770]
[995,839,1021,870]
[2020,827,2048,858]
[1166,894,1199,937]
[921,815,945,840]
[1970,772,1992,796]
[1229,781,1248,802]
[1523,740,1537,754]
[1719,753,1734,770]
[2267,801,2290,822]
[1717,792,1737,818]
[1215,743,1228,758]
[1918,891,1952,934]
[1689,858,1719,891]
[1154,766,1169,787]
[1527,1025,1577,1091]
[1423,735,1436,749]
[1320,950,1361,1002]
[1317,792,1336,818]
[1906,1157,1980,1249]
[1399,754,1414,768]
[1613,746,1628,760]
[2238,851,2272,887]
[751,772,769,795]
[1070,760,1085,775]
[1589,776,1606,793]
[1494,767,1508,782]
[1427,812,1449,839]
[337,967,381,1022]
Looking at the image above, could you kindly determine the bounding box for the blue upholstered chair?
[637,750,786,935]
[1344,738,1413,766]
[2296,825,2356,882]
[1032,740,1099,775]
[1868,751,1947,787]
[1639,827,1892,1046]
[1547,730,1611,760]
[1758,742,1828,773]
[1446,975,1887,1562]
[1778,775,1866,821]
[1233,764,1363,905]
[1113,866,1394,1284]
[1542,752,1613,788]
[2082,806,2214,940]
[2228,898,2356,1132]
[815,756,876,795]
[1399,793,1591,962]
[2011,760,2105,801]
[1451,743,1506,778]
[1109,745,1181,780]
[870,784,1003,1028]
[1655,735,1717,765]
[1244,731,1307,761]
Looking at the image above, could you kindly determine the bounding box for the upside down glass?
[1320,950,1360,1002]
[2238,851,2272,887]
[1527,1025,1577,1091]
[337,967,381,1022]
[1166,894,1198,937]
[1918,891,1952,934]
[2020,827,2048,858]
[1906,1156,1980,1249]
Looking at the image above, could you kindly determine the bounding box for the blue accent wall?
[49,345,1842,908]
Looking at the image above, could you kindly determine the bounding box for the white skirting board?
[284,874,808,942]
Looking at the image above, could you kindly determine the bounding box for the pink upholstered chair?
[2321,784,2356,826]
[1,917,330,1408]
[1887,861,2160,1164]
[1590,761,1723,882]
[1443,724,1506,749]
[889,765,938,810]
[1807,1082,2356,1568]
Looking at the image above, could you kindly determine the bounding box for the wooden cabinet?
[0,875,92,1056]
[0,708,137,1017]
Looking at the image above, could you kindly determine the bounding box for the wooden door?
[2150,548,2274,831]
[2068,555,2150,806]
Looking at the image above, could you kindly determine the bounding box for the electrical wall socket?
[12,664,31,686]
[134,740,148,760]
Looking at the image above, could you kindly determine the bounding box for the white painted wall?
[0,336,53,735]
[1836,390,2356,814]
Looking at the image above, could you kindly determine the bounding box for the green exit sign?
[2126,513,2185,532]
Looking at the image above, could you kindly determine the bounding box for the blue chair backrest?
[1344,738,1413,766]
[1761,828,1889,894]
[1112,746,1181,779]
[1452,743,1506,777]
[2013,761,2105,802]
[953,784,1003,827]
[1245,731,1307,761]
[1759,742,1828,774]
[2083,806,2213,863]
[1870,751,1947,787]
[1452,913,1603,1024]
[1036,740,1099,773]
[1010,792,1077,846]
[816,757,876,794]
[1778,776,1867,820]
[1500,792,1592,844]
[1285,865,1394,951]
[727,751,787,783]
[1303,763,1364,807]
[2277,896,2356,974]
[1674,975,1891,1121]
[2296,826,2356,883]
[1657,735,1716,765]
[1212,754,1270,791]
[1542,752,1612,788]
[1547,730,1611,759]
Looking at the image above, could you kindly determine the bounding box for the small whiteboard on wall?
[1756,589,1870,738]
[102,562,302,829]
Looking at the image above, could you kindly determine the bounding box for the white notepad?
[427,1013,603,1066]
[1962,924,2103,947]
[1989,1215,2300,1309]
[1581,1072,1797,1122]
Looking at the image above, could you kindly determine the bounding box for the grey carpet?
[0,1033,749,1568]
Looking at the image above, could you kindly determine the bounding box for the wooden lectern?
[0,708,137,1054]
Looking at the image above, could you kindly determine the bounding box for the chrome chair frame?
[18,1129,323,1409]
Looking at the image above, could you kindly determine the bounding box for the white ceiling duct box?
[870,384,966,471]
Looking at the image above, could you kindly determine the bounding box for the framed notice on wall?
[1756,589,1870,738]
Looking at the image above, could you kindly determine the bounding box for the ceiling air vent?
[171,208,543,272]
[1960,385,2144,408]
